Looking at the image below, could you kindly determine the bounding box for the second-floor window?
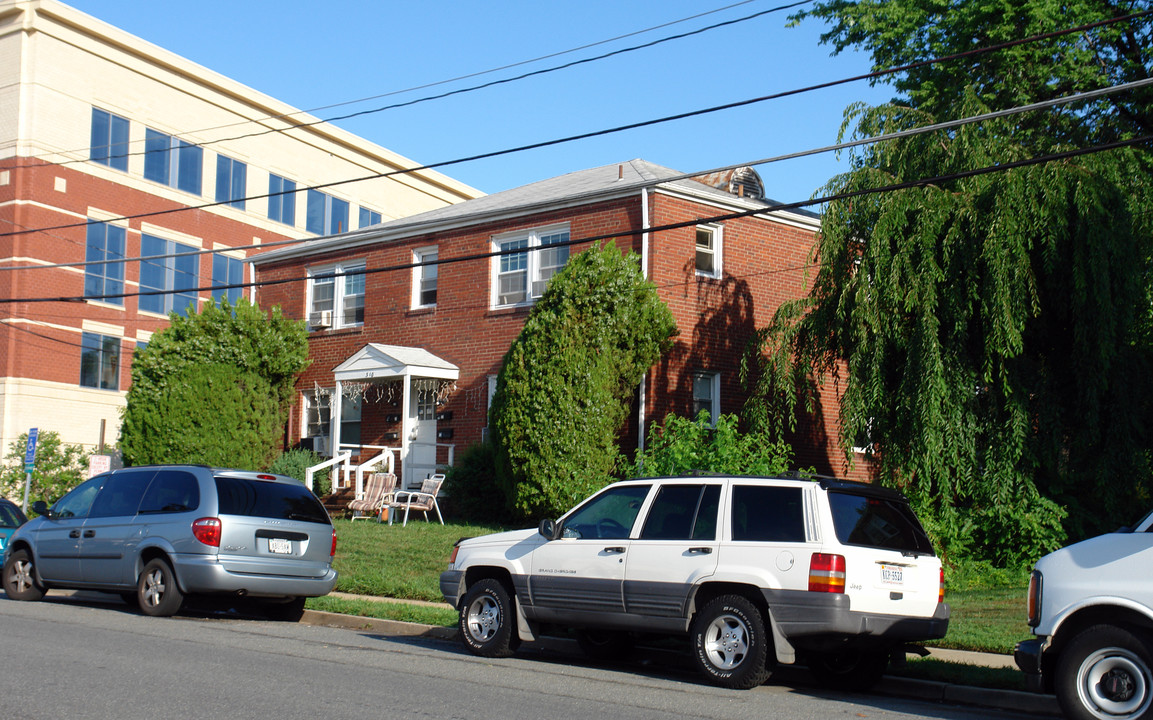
[215,155,247,209]
[144,129,202,194]
[84,221,125,305]
[308,262,365,329]
[139,234,199,317]
[89,108,129,171]
[212,254,244,305]
[492,225,570,307]
[268,174,296,225]
[413,248,437,307]
[695,225,722,278]
[306,190,349,235]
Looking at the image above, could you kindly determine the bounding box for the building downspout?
[638,187,650,451]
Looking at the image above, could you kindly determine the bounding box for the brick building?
[252,160,871,492]
[0,0,481,453]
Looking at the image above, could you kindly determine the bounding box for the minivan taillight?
[192,517,221,547]
[330,528,338,557]
[808,553,846,593]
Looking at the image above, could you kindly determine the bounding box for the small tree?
[490,242,678,520]
[0,431,90,509]
[626,413,795,478]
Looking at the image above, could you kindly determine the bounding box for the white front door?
[404,379,438,490]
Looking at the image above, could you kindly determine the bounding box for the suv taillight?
[1026,570,1042,626]
[330,528,338,557]
[808,553,846,593]
[192,517,221,547]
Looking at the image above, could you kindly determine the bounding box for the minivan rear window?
[214,477,330,524]
[827,491,935,555]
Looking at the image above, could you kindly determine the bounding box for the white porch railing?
[304,451,352,493]
[305,442,457,496]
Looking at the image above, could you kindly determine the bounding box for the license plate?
[268,537,292,555]
[880,564,904,586]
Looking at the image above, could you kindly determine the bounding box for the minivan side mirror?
[31,500,50,518]
[538,518,558,540]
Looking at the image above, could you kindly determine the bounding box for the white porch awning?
[333,343,459,383]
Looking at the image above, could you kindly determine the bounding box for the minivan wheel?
[3,549,45,601]
[1057,625,1153,720]
[137,558,184,617]
[690,595,772,689]
[459,578,517,658]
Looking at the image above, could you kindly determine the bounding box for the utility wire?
[2,9,1148,241]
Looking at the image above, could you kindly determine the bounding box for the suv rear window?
[214,476,330,524]
[827,491,935,555]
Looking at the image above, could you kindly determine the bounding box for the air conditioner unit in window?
[310,310,333,329]
[303,435,331,455]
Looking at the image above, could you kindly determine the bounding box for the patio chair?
[347,472,397,521]
[389,474,445,526]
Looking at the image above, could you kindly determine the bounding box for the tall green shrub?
[489,242,677,521]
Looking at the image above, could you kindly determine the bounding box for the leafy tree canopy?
[625,412,794,479]
[0,431,91,510]
[490,242,678,521]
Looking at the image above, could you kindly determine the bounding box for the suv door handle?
[604,546,626,554]
[689,547,713,554]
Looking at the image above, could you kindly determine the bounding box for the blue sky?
[68,0,892,204]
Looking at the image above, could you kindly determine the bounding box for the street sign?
[24,427,38,473]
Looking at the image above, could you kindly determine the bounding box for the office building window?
[308,262,365,329]
[143,129,202,194]
[212,254,244,305]
[306,190,349,235]
[84,221,125,305]
[413,247,437,307]
[89,108,129,172]
[268,174,296,225]
[492,225,570,306]
[215,155,247,209]
[80,332,120,390]
[359,207,382,228]
[139,234,199,317]
[695,225,722,278]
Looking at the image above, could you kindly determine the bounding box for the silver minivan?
[1,465,337,620]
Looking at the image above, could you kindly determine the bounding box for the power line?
[4,8,1149,243]
[5,133,1147,306]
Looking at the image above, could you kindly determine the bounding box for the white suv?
[441,475,948,689]
[1015,509,1153,720]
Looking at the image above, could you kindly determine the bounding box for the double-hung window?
[89,108,129,171]
[80,332,120,390]
[212,253,244,305]
[412,247,438,308]
[306,190,349,235]
[302,391,362,449]
[144,129,202,194]
[268,174,296,225]
[692,371,720,424]
[139,234,199,317]
[215,155,247,209]
[695,225,722,278]
[359,207,382,228]
[492,225,570,307]
[84,221,125,305]
[308,262,365,329]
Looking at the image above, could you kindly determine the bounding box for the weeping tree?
[745,100,1153,566]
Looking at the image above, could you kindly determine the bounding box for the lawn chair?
[389,474,445,526]
[347,472,397,521]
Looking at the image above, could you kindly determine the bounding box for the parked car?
[441,475,948,689]
[0,498,28,553]
[1015,509,1153,720]
[1,465,337,620]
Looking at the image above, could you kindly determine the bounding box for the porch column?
[333,380,345,491]
[400,372,412,490]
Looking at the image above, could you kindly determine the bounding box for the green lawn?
[321,518,1032,656]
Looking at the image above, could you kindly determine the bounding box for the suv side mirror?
[31,500,50,518]
[538,518,559,540]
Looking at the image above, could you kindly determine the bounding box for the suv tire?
[3,549,45,601]
[1056,624,1153,720]
[460,578,517,658]
[137,558,184,617]
[691,595,772,689]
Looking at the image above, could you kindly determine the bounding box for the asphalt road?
[1,593,1045,720]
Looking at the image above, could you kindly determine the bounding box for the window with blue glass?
[143,129,202,194]
[139,234,199,316]
[306,190,350,235]
[80,332,120,391]
[212,254,244,305]
[83,221,125,305]
[215,155,247,209]
[359,207,382,228]
[268,174,296,225]
[90,108,130,171]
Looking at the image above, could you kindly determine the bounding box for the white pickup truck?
[1015,509,1153,720]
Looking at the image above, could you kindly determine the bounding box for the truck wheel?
[690,595,772,689]
[1056,624,1153,720]
[808,648,890,692]
[459,578,517,658]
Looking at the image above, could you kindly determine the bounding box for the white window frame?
[695,224,723,279]
[490,224,570,308]
[307,261,365,330]
[691,371,721,424]
[412,246,438,308]
[302,389,363,447]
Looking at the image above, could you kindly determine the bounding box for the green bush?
[268,447,329,496]
[0,430,91,511]
[444,441,516,524]
[626,412,795,478]
[489,242,677,521]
